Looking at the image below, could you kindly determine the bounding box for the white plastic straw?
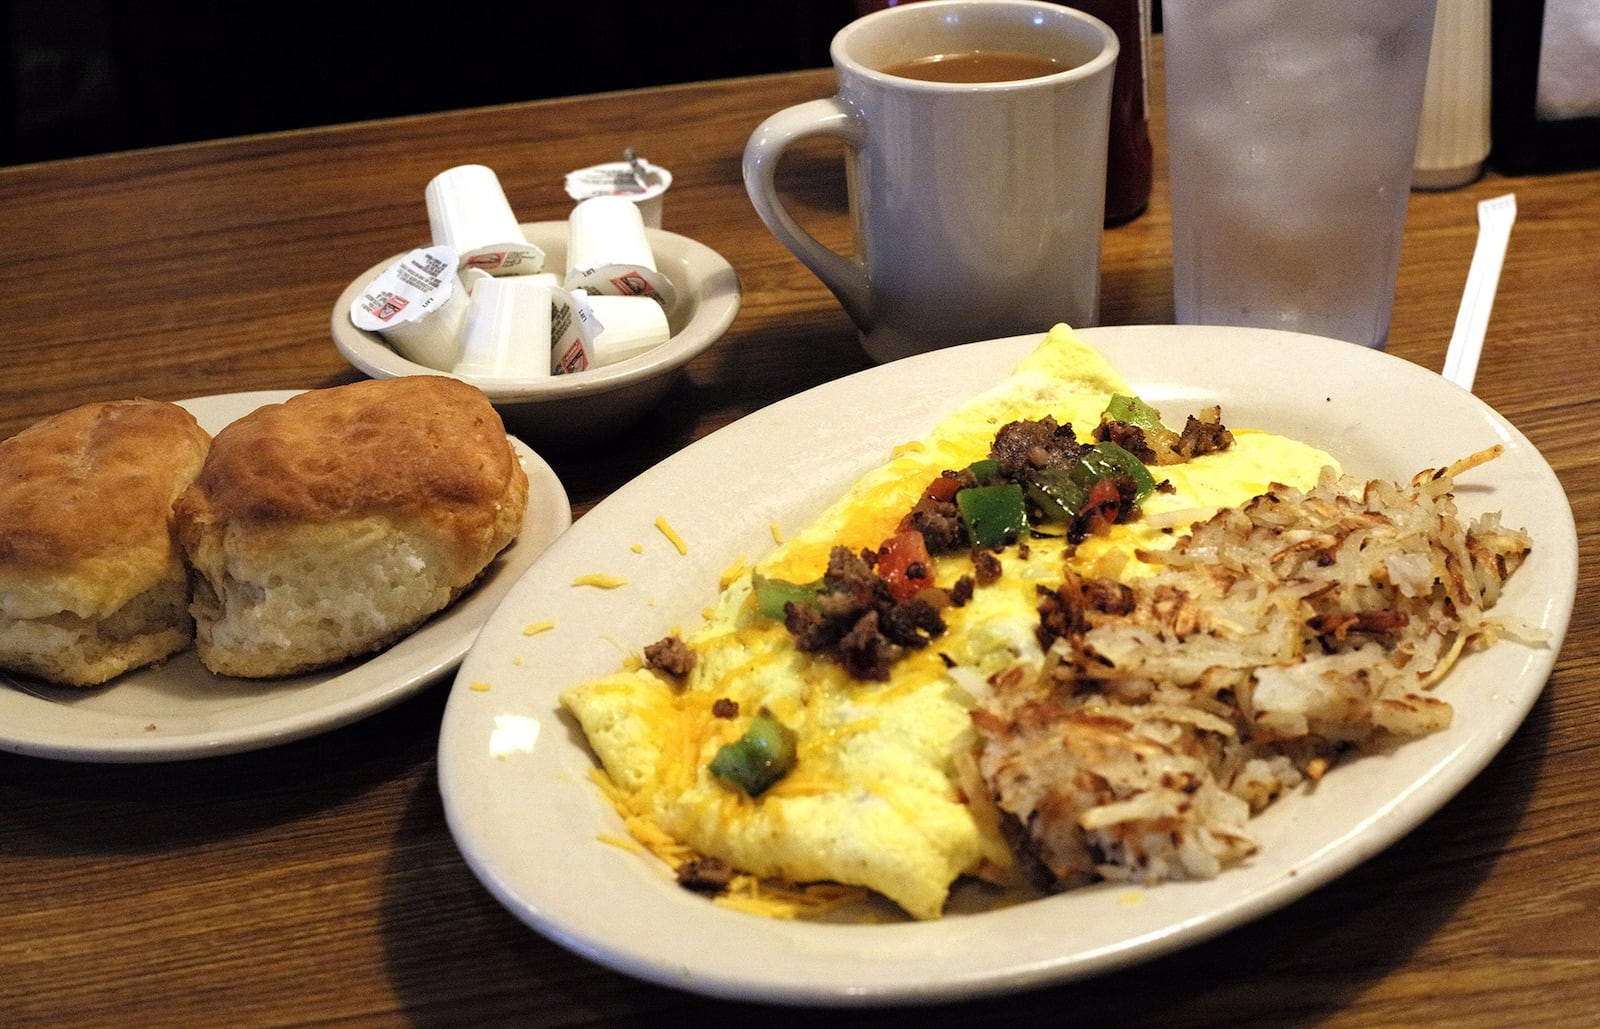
[1441,193,1516,392]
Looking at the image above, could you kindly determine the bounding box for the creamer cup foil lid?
[565,264,678,312]
[349,245,469,370]
[564,157,671,228]
[349,245,459,331]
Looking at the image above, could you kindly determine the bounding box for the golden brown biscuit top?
[0,399,211,576]
[178,376,521,542]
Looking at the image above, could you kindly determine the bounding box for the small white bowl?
[331,221,740,446]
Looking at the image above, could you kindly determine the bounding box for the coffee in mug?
[743,0,1118,363]
[882,49,1072,83]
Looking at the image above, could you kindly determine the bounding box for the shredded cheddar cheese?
[598,832,645,855]
[523,620,556,636]
[573,573,629,589]
[586,768,870,919]
[655,515,687,555]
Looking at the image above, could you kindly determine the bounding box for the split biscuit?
[0,399,211,687]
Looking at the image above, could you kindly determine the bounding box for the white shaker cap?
[1413,0,1492,190]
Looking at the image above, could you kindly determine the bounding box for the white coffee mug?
[743,0,1117,364]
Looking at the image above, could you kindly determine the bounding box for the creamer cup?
[567,195,657,271]
[574,292,672,367]
[454,276,556,380]
[349,245,469,370]
[563,196,678,312]
[426,164,545,275]
[564,157,671,228]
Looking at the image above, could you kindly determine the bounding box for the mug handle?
[742,98,872,330]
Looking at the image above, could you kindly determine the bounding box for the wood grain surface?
[3,40,1598,1028]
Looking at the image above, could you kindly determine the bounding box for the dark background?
[2,1,1182,168]
[9,4,1584,177]
[0,1,859,166]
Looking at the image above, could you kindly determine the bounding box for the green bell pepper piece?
[956,483,1027,549]
[966,458,1001,484]
[1071,440,1157,500]
[1104,393,1167,431]
[1024,466,1089,525]
[709,709,797,796]
[751,574,822,620]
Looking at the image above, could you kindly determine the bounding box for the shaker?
[1058,0,1153,223]
[1413,0,1492,190]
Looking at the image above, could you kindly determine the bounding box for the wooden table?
[4,43,1599,1028]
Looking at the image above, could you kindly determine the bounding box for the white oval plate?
[438,326,1577,1006]
[0,391,572,763]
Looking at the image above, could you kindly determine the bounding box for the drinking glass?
[1163,0,1439,349]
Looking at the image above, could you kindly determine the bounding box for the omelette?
[560,324,1340,920]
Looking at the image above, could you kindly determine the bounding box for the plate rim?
[0,389,573,763]
[437,325,1577,1005]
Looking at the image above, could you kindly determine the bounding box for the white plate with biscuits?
[0,390,572,763]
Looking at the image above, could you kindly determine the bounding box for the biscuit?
[173,377,529,678]
[0,399,211,687]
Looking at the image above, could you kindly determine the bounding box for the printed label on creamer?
[461,246,545,274]
[554,336,589,374]
[564,159,669,201]
[553,290,596,374]
[350,246,459,331]
[563,263,678,314]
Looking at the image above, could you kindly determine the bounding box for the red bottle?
[1058,0,1153,224]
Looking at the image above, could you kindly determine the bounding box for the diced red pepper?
[922,475,961,503]
[1076,476,1126,536]
[897,474,961,533]
[876,530,934,602]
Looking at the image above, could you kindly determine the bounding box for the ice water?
[1163,0,1438,348]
